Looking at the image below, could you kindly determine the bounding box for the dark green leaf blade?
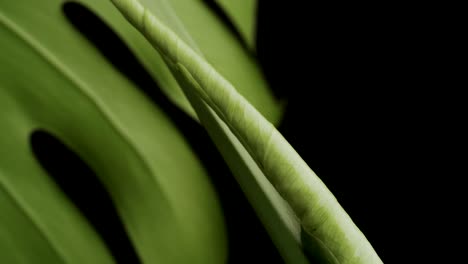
[0,1,227,263]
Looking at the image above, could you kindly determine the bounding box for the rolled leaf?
[110,0,383,263]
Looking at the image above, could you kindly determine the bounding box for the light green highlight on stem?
[110,0,383,263]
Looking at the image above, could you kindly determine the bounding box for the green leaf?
[214,0,258,50]
[110,0,383,263]
[110,0,307,263]
[107,0,305,262]
[0,1,227,263]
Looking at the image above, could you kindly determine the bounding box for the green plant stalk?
[167,58,310,264]
[110,0,383,263]
[143,3,308,263]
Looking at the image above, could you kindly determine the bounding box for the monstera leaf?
[0,0,286,263]
[1,0,382,263]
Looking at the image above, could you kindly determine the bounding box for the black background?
[256,2,459,263]
[257,2,400,262]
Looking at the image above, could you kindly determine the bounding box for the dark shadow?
[63,2,283,263]
[253,1,290,100]
[30,130,141,264]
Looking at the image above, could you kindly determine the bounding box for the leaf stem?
[111,0,382,263]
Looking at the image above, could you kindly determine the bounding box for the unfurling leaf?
[110,0,383,263]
